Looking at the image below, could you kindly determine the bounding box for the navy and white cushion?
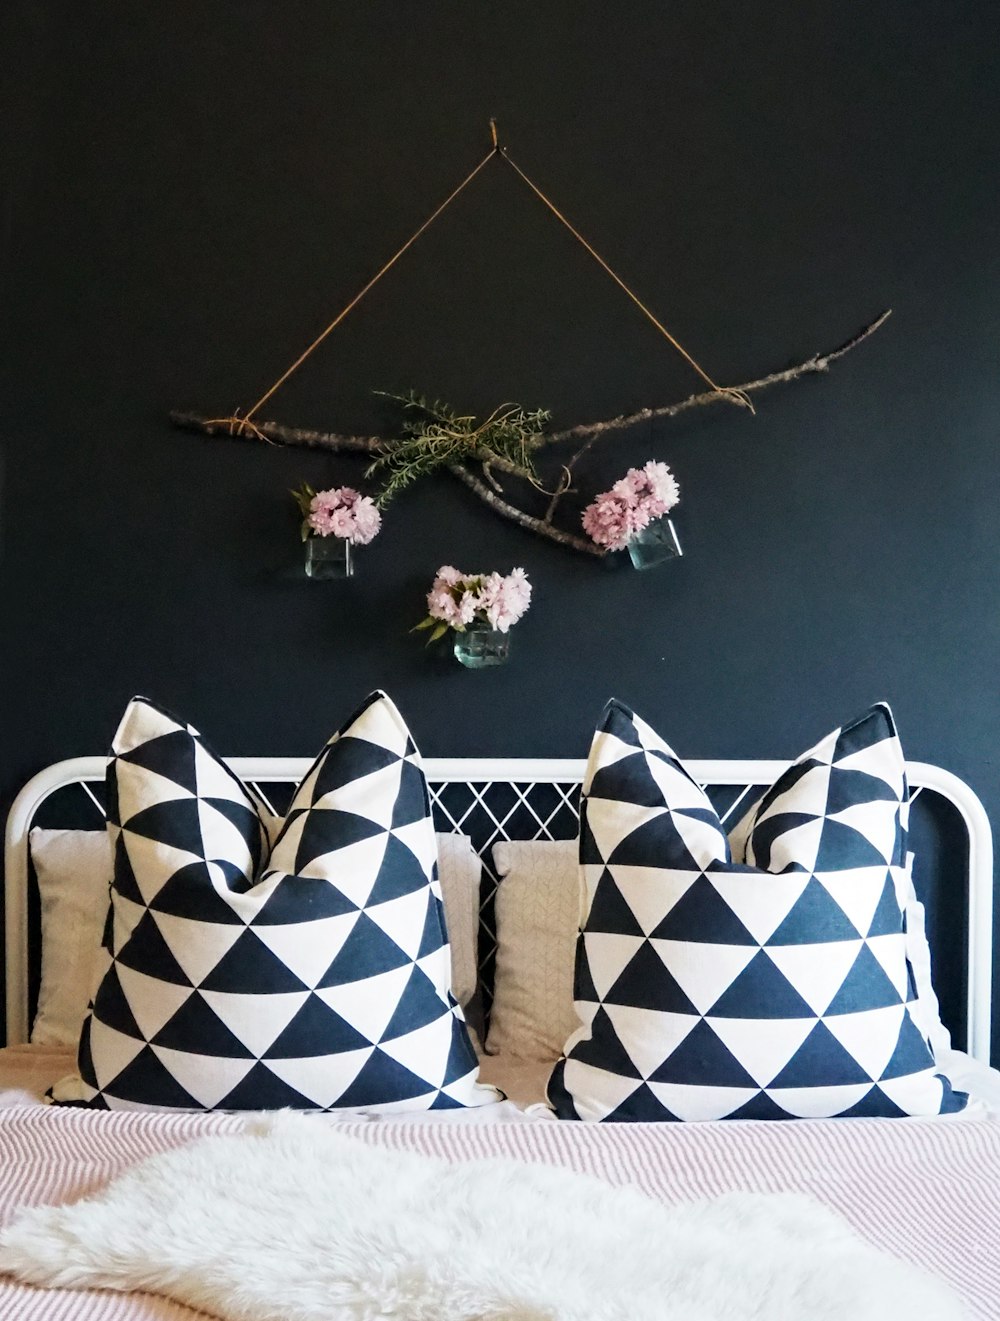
[548,700,967,1122]
[79,693,497,1113]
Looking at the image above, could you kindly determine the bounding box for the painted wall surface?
[2,3,999,1052]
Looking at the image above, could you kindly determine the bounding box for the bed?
[2,752,999,1319]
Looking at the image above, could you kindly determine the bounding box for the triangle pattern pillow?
[77,692,498,1113]
[547,700,967,1122]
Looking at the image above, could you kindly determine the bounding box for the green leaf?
[428,621,449,644]
[411,616,437,632]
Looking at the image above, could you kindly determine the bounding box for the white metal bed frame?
[5,755,994,1061]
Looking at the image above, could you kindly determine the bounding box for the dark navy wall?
[3,2,999,1052]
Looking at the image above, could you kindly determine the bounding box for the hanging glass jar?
[627,517,682,570]
[453,623,511,668]
[304,536,354,579]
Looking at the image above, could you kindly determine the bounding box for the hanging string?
[496,143,752,412]
[214,122,749,435]
[210,145,498,436]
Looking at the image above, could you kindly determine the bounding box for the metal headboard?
[4,756,994,1061]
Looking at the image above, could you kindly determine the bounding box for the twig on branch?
[447,464,605,556]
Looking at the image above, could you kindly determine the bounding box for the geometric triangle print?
[441,1020,480,1087]
[706,950,816,1019]
[767,877,864,945]
[379,966,448,1043]
[815,817,892,870]
[607,813,705,871]
[823,1004,905,1081]
[835,1085,909,1119]
[602,1006,697,1082]
[114,964,194,1043]
[603,941,699,1015]
[701,872,811,947]
[314,912,411,988]
[120,800,204,859]
[823,943,904,1015]
[568,1007,643,1080]
[646,1081,760,1121]
[818,869,892,943]
[91,964,144,1042]
[605,1081,680,1122]
[118,729,199,792]
[361,888,432,963]
[112,837,146,907]
[314,966,413,1047]
[647,1018,757,1088]
[263,1052,372,1110]
[765,1082,875,1118]
[197,929,311,994]
[866,871,904,937]
[649,873,756,944]
[311,736,401,806]
[363,835,429,907]
[291,810,387,875]
[334,1048,436,1109]
[114,912,194,987]
[705,1016,816,1089]
[199,989,311,1060]
[146,862,245,924]
[378,1017,452,1088]
[650,940,758,1018]
[389,758,430,830]
[415,897,447,961]
[764,941,864,1017]
[151,912,246,989]
[250,913,358,990]
[580,932,644,1003]
[103,1044,202,1109]
[585,872,645,936]
[864,933,911,1003]
[262,994,372,1059]
[767,1020,872,1087]
[150,991,255,1058]
[725,1091,792,1120]
[879,1009,936,1080]
[217,1062,319,1111]
[148,1046,258,1111]
[249,873,359,925]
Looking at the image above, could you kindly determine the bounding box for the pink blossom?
[582,461,679,551]
[424,566,532,633]
[307,486,382,544]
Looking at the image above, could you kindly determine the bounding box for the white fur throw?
[0,1114,963,1321]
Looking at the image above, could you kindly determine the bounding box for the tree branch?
[170,310,890,558]
[545,309,892,446]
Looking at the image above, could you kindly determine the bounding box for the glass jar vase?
[453,623,511,668]
[304,536,353,579]
[627,516,682,570]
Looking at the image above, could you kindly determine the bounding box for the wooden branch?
[169,411,386,455]
[170,310,890,558]
[544,310,892,447]
[447,464,605,556]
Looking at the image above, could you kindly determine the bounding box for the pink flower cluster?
[426,565,532,634]
[307,487,382,545]
[581,460,680,552]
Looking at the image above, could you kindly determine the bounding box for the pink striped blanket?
[2,1104,999,1319]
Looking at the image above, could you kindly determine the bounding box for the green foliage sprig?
[366,391,551,506]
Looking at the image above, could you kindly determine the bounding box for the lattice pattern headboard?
[4,755,994,1060]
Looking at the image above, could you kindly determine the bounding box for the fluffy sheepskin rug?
[0,1113,963,1321]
